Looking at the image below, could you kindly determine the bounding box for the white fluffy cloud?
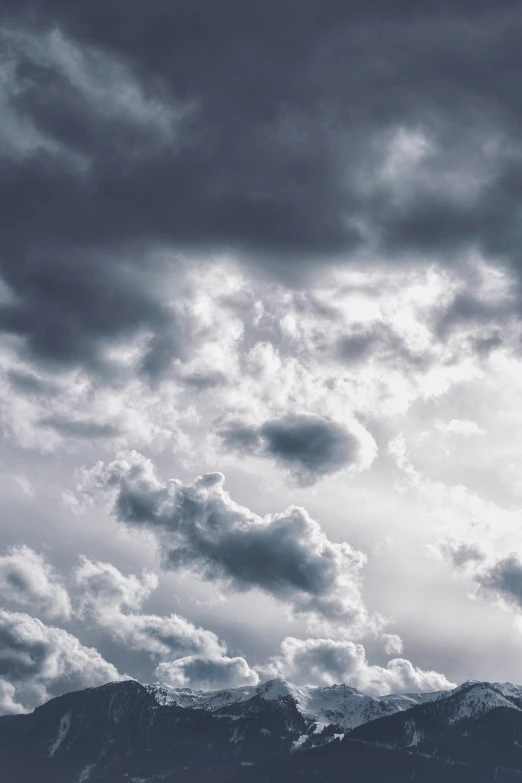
[0,609,124,714]
[262,637,455,696]
[155,655,259,690]
[0,545,71,620]
[0,679,24,715]
[73,558,260,691]
[74,557,225,660]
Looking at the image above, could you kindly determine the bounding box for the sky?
[2,0,522,715]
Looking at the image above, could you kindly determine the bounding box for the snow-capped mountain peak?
[440,680,522,723]
[140,677,451,731]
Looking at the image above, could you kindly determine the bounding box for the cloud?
[73,558,259,691]
[440,539,487,570]
[0,0,518,275]
[155,655,259,690]
[220,413,374,485]
[0,1,521,382]
[0,679,24,715]
[78,451,371,629]
[440,419,485,436]
[0,24,193,379]
[383,634,404,656]
[475,555,522,611]
[441,542,522,614]
[262,637,455,695]
[0,0,520,704]
[38,415,121,439]
[0,545,71,620]
[74,558,225,660]
[7,369,60,397]
[0,609,123,714]
[75,558,158,614]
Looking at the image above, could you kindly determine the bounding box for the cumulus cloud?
[79,451,371,629]
[155,655,259,690]
[220,413,375,485]
[74,558,260,691]
[75,557,158,615]
[74,558,225,660]
[0,679,24,715]
[262,637,455,696]
[0,609,123,714]
[382,634,404,656]
[0,545,71,620]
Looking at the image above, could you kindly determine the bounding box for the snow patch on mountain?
[77,764,94,782]
[444,682,522,723]
[49,711,71,756]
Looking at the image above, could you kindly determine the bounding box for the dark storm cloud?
[1,1,522,370]
[80,451,369,625]
[0,243,186,379]
[221,414,362,485]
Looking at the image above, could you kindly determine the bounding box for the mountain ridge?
[2,676,522,782]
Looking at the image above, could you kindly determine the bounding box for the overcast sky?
[2,0,522,715]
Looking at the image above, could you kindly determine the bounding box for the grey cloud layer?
[80,452,370,627]
[0,2,521,375]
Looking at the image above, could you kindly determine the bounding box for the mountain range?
[2,677,522,781]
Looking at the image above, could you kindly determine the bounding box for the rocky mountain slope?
[2,677,522,782]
